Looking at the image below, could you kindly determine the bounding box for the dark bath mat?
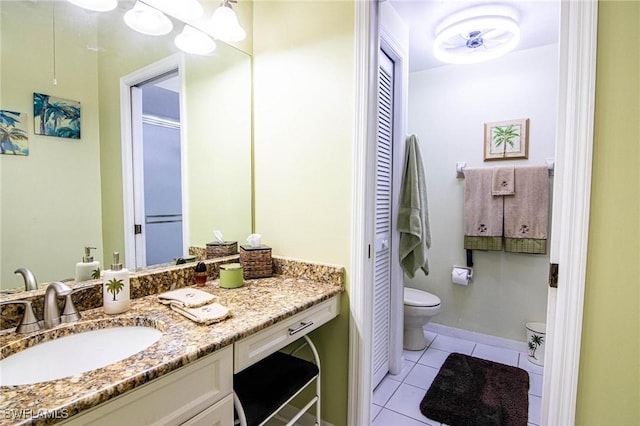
[420,352,529,426]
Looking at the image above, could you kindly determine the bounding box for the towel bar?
[456,160,555,178]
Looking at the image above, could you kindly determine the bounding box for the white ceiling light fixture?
[208,0,246,42]
[124,1,173,36]
[142,0,204,22]
[66,0,117,12]
[433,6,521,65]
[175,25,217,55]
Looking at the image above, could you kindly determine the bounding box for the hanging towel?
[170,303,232,325]
[398,135,431,278]
[504,166,549,254]
[463,168,503,251]
[158,288,217,308]
[492,166,515,195]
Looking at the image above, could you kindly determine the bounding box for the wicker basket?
[239,245,273,279]
[206,241,238,259]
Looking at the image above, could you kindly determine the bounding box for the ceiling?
[387,0,561,72]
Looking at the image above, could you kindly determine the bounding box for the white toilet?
[403,288,442,350]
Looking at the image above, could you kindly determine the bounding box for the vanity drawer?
[234,295,340,373]
[63,346,233,426]
[180,393,234,426]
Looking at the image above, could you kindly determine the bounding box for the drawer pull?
[288,321,314,335]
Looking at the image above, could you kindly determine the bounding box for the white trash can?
[526,322,546,366]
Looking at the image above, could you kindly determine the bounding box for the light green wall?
[576,1,640,424]
[0,1,103,287]
[185,53,252,246]
[252,1,354,424]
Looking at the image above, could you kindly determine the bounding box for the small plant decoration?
[106,277,124,301]
[528,333,545,360]
[492,124,520,155]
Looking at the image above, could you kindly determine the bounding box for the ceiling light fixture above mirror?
[66,0,246,55]
[123,1,173,36]
[208,0,246,42]
[433,6,520,65]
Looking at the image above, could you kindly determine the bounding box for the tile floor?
[372,331,544,426]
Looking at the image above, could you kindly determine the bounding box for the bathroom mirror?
[0,0,253,290]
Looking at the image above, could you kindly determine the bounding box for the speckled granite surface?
[0,258,344,426]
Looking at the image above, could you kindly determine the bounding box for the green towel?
[398,135,431,278]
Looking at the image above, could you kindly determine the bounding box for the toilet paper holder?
[453,265,474,280]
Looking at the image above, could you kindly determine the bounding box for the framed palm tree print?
[33,93,81,139]
[484,118,529,161]
[0,110,29,155]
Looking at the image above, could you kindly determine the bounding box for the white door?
[121,55,187,270]
[372,50,395,388]
[130,72,184,268]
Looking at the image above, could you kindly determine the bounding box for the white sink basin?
[0,326,162,386]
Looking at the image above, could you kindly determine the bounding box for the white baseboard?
[425,323,528,353]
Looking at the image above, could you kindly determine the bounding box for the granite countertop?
[0,260,344,426]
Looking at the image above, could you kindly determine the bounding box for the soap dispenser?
[75,246,100,283]
[102,252,131,315]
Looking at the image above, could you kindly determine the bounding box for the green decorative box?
[219,263,244,288]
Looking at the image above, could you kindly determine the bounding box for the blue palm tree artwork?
[33,93,81,139]
[0,110,29,156]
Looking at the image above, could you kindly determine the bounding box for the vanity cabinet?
[57,294,340,426]
[61,346,233,426]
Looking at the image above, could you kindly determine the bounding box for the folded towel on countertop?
[504,166,549,254]
[492,166,515,195]
[463,168,503,251]
[158,288,216,308]
[398,134,431,278]
[170,303,231,325]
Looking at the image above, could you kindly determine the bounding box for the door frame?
[120,53,189,269]
[348,1,598,425]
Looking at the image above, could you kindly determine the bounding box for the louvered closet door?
[372,51,395,388]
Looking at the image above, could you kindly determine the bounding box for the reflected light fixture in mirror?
[209,0,246,42]
[67,0,117,12]
[123,1,173,36]
[433,6,520,65]
[175,25,217,55]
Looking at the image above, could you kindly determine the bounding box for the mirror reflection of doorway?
[132,71,184,267]
[130,71,185,267]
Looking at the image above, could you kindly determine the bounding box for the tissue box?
[239,245,272,279]
[206,241,238,259]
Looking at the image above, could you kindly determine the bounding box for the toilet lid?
[404,288,441,307]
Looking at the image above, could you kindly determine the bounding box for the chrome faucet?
[43,281,81,329]
[14,267,38,291]
[0,282,81,334]
[0,300,41,333]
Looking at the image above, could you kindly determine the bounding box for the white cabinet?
[62,346,233,426]
[233,295,340,373]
